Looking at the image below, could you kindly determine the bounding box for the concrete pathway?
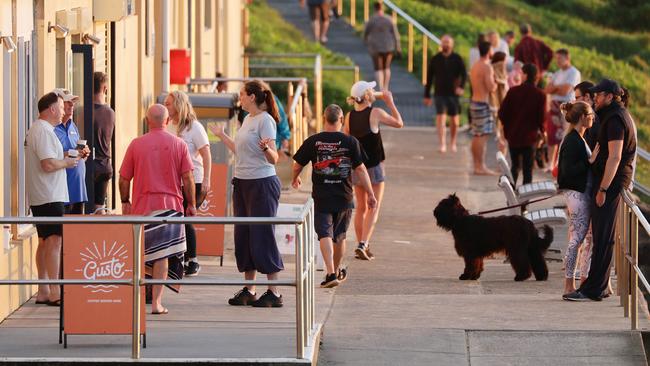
[314,128,648,365]
[267,0,436,126]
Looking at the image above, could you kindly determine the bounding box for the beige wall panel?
[0,237,38,321]
[222,0,243,87]
[112,15,142,202]
[198,0,216,79]
[0,0,11,35]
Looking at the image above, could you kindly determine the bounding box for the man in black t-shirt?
[293,104,377,288]
[564,79,637,302]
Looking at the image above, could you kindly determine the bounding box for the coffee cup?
[76,139,87,149]
[68,149,79,158]
[373,91,384,99]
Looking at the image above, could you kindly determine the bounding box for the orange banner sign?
[195,163,227,256]
[63,223,145,334]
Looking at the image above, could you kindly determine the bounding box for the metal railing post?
[363,0,369,22]
[407,23,414,72]
[309,205,316,332]
[631,213,639,330]
[350,0,356,26]
[618,205,630,318]
[131,224,142,359]
[354,65,360,82]
[421,34,428,85]
[243,54,250,78]
[392,10,397,25]
[314,54,323,132]
[295,223,305,359]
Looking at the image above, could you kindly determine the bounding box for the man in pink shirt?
[119,104,195,314]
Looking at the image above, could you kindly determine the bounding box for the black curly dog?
[433,194,553,281]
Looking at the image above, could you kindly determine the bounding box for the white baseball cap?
[350,80,376,99]
[51,88,80,103]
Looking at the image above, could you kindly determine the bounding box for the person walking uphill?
[423,35,466,153]
[498,64,547,185]
[27,92,79,306]
[209,80,284,308]
[344,81,403,260]
[364,1,401,91]
[564,79,637,302]
[164,91,212,277]
[292,105,377,288]
[119,104,196,315]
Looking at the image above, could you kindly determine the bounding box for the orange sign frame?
[195,163,227,256]
[63,223,145,335]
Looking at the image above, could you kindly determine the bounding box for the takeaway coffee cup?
[68,149,79,158]
[373,91,384,99]
[76,139,87,150]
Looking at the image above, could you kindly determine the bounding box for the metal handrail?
[382,0,441,45]
[0,199,317,361]
[616,190,650,330]
[632,147,650,196]
[248,64,360,83]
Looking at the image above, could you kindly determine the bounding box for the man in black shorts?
[26,92,79,306]
[300,0,330,43]
[423,35,467,153]
[92,72,115,212]
[292,105,377,288]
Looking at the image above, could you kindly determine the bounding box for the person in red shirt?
[119,104,196,315]
[514,23,553,77]
[498,64,547,185]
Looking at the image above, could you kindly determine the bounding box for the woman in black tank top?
[344,81,403,260]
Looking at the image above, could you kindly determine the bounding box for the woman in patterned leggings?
[557,101,599,295]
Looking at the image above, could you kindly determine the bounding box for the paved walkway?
[267,0,436,126]
[316,128,648,365]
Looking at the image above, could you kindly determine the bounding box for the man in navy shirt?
[52,89,90,214]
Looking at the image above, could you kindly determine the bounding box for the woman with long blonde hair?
[164,90,212,276]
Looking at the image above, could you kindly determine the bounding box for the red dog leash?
[477,194,559,215]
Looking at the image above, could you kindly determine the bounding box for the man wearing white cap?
[52,88,91,214]
[345,80,403,260]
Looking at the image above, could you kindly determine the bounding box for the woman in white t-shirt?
[164,91,212,276]
[210,80,284,308]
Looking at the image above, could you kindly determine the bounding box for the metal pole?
[350,0,356,26]
[243,54,250,78]
[131,224,142,359]
[161,0,170,93]
[407,23,413,72]
[618,207,630,318]
[288,82,295,154]
[631,213,639,330]
[421,34,428,85]
[363,0,369,22]
[295,224,305,359]
[309,206,316,332]
[354,65,360,83]
[314,54,323,133]
[391,10,397,25]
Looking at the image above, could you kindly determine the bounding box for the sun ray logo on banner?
[63,223,145,335]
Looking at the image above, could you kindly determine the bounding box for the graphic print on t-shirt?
[313,140,352,182]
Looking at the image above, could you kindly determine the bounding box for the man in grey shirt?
[364,1,401,91]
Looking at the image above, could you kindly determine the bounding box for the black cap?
[588,78,621,95]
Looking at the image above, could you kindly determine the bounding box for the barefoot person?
[469,40,498,175]
[423,35,466,153]
[344,81,403,260]
[557,101,597,296]
[292,105,377,287]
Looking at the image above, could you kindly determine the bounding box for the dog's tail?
[536,225,554,251]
